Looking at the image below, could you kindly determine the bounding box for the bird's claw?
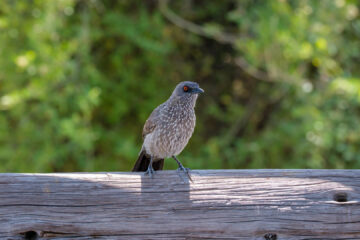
[176,166,193,182]
[144,166,155,178]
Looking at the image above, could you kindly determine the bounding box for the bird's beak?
[193,87,204,94]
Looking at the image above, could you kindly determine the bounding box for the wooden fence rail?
[1,170,360,239]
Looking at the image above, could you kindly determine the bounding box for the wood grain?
[0,170,360,239]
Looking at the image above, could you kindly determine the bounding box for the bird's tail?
[132,149,164,172]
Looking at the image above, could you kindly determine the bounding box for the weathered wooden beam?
[1,170,359,239]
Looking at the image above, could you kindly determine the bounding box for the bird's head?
[173,81,204,97]
[170,81,204,107]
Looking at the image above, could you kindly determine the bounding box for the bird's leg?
[172,156,193,182]
[144,156,155,178]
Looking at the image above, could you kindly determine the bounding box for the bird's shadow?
[139,169,191,206]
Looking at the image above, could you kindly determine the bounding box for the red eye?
[183,86,189,92]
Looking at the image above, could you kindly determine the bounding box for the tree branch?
[158,0,238,44]
[158,0,277,83]
[159,0,310,85]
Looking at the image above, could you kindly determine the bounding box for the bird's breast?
[149,109,196,159]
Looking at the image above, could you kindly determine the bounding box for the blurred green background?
[0,0,359,172]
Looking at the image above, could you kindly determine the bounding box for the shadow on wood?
[0,170,359,239]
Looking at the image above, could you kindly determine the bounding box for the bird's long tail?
[132,150,164,172]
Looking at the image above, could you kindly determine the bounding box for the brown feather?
[142,117,156,139]
[142,103,164,139]
[132,150,164,172]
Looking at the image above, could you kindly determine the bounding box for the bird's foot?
[176,165,193,182]
[144,165,155,178]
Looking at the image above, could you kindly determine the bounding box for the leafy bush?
[0,1,359,172]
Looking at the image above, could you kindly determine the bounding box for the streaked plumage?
[132,81,204,180]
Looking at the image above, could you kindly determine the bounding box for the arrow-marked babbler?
[132,81,204,180]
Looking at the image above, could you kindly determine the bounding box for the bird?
[132,81,204,180]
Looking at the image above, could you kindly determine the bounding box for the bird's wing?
[142,104,163,139]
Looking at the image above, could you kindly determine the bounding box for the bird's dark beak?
[192,87,204,94]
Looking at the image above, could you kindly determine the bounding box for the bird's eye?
[183,86,189,92]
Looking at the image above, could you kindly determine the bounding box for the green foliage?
[0,0,359,172]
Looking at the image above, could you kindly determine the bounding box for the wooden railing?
[1,170,360,239]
